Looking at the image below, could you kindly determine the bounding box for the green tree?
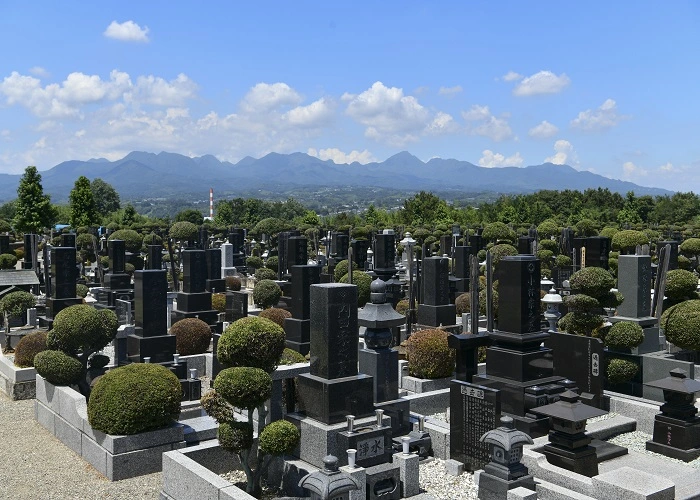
[69,176,98,228]
[90,178,120,217]
[175,208,204,225]
[122,204,137,226]
[13,166,56,234]
[214,201,234,227]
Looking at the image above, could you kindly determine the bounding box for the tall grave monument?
[283,264,320,356]
[416,256,457,329]
[42,246,81,326]
[171,249,219,330]
[373,230,396,282]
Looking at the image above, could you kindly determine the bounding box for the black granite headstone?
[287,236,308,271]
[226,290,248,322]
[147,245,163,270]
[61,233,76,248]
[109,240,126,274]
[374,233,396,270]
[421,256,450,306]
[453,246,471,279]
[183,249,207,293]
[51,247,77,299]
[440,235,453,256]
[469,234,483,254]
[545,332,604,408]
[657,241,679,270]
[518,236,534,255]
[584,236,610,269]
[205,248,222,280]
[0,235,9,256]
[23,233,36,269]
[351,239,369,269]
[290,265,320,319]
[497,255,541,335]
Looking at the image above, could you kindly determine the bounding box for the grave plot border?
[0,352,36,400]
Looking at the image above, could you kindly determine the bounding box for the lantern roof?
[480,416,533,451]
[533,390,607,421]
[645,369,700,394]
[298,455,361,497]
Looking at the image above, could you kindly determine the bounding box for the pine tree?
[13,166,56,234]
[69,176,98,228]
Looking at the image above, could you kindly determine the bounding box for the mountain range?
[0,151,672,203]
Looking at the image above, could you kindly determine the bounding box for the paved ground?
[0,392,161,500]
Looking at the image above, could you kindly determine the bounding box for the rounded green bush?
[253,279,282,309]
[217,316,285,372]
[34,350,83,385]
[218,421,254,453]
[13,330,48,368]
[212,293,226,313]
[538,239,558,253]
[259,420,300,456]
[339,271,372,307]
[76,233,94,249]
[575,219,598,237]
[482,222,516,243]
[563,294,600,310]
[88,363,182,435]
[605,321,644,349]
[536,249,554,265]
[455,293,470,315]
[406,329,455,379]
[537,219,560,240]
[333,259,358,282]
[201,389,232,423]
[601,227,620,240]
[664,269,698,300]
[489,244,518,267]
[246,256,264,270]
[142,232,163,248]
[477,249,487,261]
[611,230,647,252]
[0,253,18,270]
[265,256,279,272]
[255,267,277,281]
[14,248,24,260]
[0,290,36,318]
[395,298,409,316]
[89,354,110,369]
[169,221,199,242]
[258,307,292,327]
[678,255,692,270]
[660,299,700,351]
[569,267,615,298]
[555,254,572,267]
[170,318,212,356]
[48,305,118,355]
[680,237,700,256]
[214,366,272,409]
[76,284,89,298]
[607,358,639,384]
[108,229,143,253]
[558,311,604,337]
[226,275,242,291]
[0,219,11,232]
[279,347,307,365]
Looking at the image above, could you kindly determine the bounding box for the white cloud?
[659,162,676,173]
[29,66,49,78]
[528,120,559,139]
[307,147,376,164]
[345,81,453,145]
[545,139,579,166]
[479,149,524,168]
[571,98,626,131]
[438,85,463,97]
[513,71,570,96]
[128,73,197,106]
[623,161,648,177]
[241,82,302,114]
[284,97,335,127]
[425,112,458,135]
[502,71,523,82]
[461,105,513,142]
[103,20,150,43]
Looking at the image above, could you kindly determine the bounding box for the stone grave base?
[34,375,217,481]
[401,374,452,394]
[0,352,36,400]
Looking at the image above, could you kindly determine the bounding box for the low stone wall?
[0,352,36,400]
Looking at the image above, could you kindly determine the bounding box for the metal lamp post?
[400,232,416,336]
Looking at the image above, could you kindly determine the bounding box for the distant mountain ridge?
[0,151,672,203]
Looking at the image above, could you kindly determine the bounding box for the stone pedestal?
[416,256,456,328]
[358,348,398,403]
[172,249,219,330]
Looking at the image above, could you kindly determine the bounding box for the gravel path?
[0,392,161,500]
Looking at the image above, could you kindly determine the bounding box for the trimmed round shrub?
[265,256,279,272]
[259,307,292,327]
[0,290,36,318]
[0,219,11,232]
[218,421,254,453]
[660,299,700,351]
[339,271,372,307]
[226,275,242,291]
[678,255,691,270]
[142,232,163,248]
[88,363,182,435]
[214,366,272,409]
[253,279,282,309]
[538,239,558,253]
[76,284,89,298]
[212,293,227,313]
[611,230,647,253]
[569,267,615,297]
[246,256,264,270]
[48,305,118,355]
[13,330,48,368]
[395,298,409,316]
[537,219,560,240]
[558,311,604,337]
[333,259,358,282]
[169,221,199,242]
[605,321,644,349]
[680,237,700,256]
[259,420,300,456]
[607,358,639,384]
[0,253,18,269]
[89,354,110,369]
[489,244,518,267]
[563,294,600,310]
[108,229,143,253]
[600,227,619,239]
[482,222,516,243]
[279,347,307,365]
[217,316,285,372]
[455,293,470,315]
[14,248,24,260]
[575,219,598,237]
[170,318,212,355]
[255,267,277,281]
[406,329,455,379]
[34,350,83,385]
[664,269,698,301]
[536,249,554,266]
[555,254,572,267]
[201,389,232,423]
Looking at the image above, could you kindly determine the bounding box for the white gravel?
[608,431,700,469]
[419,458,477,500]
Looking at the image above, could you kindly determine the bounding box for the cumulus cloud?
[307,147,376,164]
[571,98,626,131]
[29,66,49,78]
[461,105,513,142]
[438,85,463,97]
[345,81,454,145]
[241,82,302,114]
[479,150,524,168]
[545,139,579,166]
[104,20,150,42]
[528,120,559,139]
[284,98,335,127]
[513,71,570,96]
[623,161,648,177]
[659,162,677,173]
[501,71,523,82]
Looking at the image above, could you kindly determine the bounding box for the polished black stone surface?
[127,333,176,363]
[104,273,130,290]
[453,246,471,279]
[205,278,226,293]
[351,238,369,269]
[134,270,168,336]
[421,256,450,306]
[182,249,207,293]
[284,339,310,356]
[449,333,491,382]
[146,245,162,270]
[546,332,605,408]
[469,234,483,253]
[290,265,320,319]
[287,236,308,271]
[517,236,534,254]
[497,255,541,335]
[284,317,310,343]
[309,284,358,379]
[296,372,374,424]
[225,291,248,322]
[657,240,679,270]
[47,297,82,318]
[359,348,399,403]
[374,233,396,271]
[332,233,349,260]
[176,291,212,312]
[51,247,77,299]
[60,233,76,248]
[584,236,610,270]
[0,235,9,256]
[23,233,35,266]
[205,248,221,280]
[109,240,126,274]
[416,303,456,327]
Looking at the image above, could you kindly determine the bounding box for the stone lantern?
[477,416,535,499]
[533,390,607,477]
[541,287,563,332]
[299,455,361,500]
[384,272,404,309]
[645,368,700,461]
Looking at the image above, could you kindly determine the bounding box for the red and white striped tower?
[209,188,214,219]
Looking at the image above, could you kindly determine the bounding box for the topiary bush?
[226,275,242,291]
[395,298,409,316]
[482,222,516,243]
[0,290,36,320]
[537,219,560,240]
[265,256,279,272]
[255,267,277,281]
[489,243,518,267]
[34,350,83,385]
[212,293,227,313]
[48,304,117,355]
[214,366,272,410]
[258,420,300,456]
[0,253,18,269]
[406,329,455,379]
[87,363,182,435]
[258,307,292,327]
[555,254,572,267]
[680,237,700,257]
[538,239,558,253]
[575,219,598,237]
[246,256,264,270]
[664,269,699,302]
[455,293,470,315]
[169,221,199,242]
[170,318,212,355]
[678,255,692,270]
[611,230,647,253]
[218,420,254,453]
[606,358,639,384]
[559,267,621,337]
[339,270,372,307]
[217,316,285,373]
[660,299,700,351]
[605,321,644,350]
[333,259,358,282]
[76,284,89,298]
[279,347,307,365]
[253,279,282,309]
[108,229,143,253]
[13,330,48,367]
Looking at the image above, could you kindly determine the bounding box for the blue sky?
[1,1,699,192]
